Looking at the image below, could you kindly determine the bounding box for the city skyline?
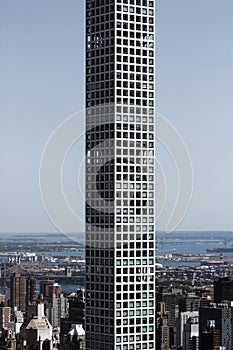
[0,0,233,233]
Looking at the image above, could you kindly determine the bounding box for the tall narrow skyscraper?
[10,273,26,312]
[26,276,36,306]
[85,1,156,349]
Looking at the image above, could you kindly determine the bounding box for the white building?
[44,292,68,328]
[178,311,199,347]
[19,303,57,350]
[0,306,11,329]
[85,0,156,349]
[60,324,85,350]
[10,308,24,335]
[183,316,199,350]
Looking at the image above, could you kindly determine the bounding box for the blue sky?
[0,0,233,233]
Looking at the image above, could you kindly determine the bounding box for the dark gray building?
[199,303,232,350]
[214,277,233,303]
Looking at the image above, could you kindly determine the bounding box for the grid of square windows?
[86,1,156,349]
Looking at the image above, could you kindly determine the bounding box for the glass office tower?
[85,1,155,349]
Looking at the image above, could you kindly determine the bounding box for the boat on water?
[206,248,233,253]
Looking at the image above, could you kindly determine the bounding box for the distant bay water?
[156,231,233,256]
[4,230,233,257]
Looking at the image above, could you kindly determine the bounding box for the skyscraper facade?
[10,273,26,312]
[26,276,36,306]
[199,303,232,350]
[85,1,156,349]
[214,277,233,303]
